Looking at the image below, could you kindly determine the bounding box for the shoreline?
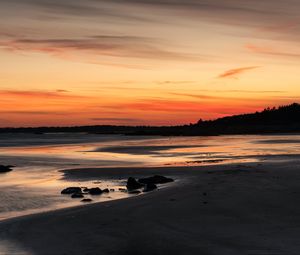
[1,160,300,254]
[0,177,178,224]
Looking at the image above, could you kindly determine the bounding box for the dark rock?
[102,188,109,193]
[71,193,84,198]
[61,187,82,194]
[128,190,141,194]
[126,177,144,190]
[138,175,174,185]
[119,188,127,192]
[110,189,115,192]
[81,198,93,202]
[82,187,90,192]
[88,187,102,195]
[0,165,14,173]
[143,183,157,192]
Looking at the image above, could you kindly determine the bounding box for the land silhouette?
[1,104,300,255]
[1,103,300,135]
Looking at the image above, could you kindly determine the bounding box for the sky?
[0,0,300,127]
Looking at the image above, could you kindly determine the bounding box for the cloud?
[0,90,88,100]
[169,91,287,101]
[1,0,299,68]
[155,81,195,85]
[246,44,300,59]
[193,89,286,94]
[170,93,218,99]
[112,0,300,32]
[56,89,70,93]
[212,90,286,94]
[3,0,300,41]
[0,110,68,115]
[0,36,201,65]
[259,22,299,33]
[102,98,249,113]
[217,66,260,79]
[2,0,149,22]
[90,117,143,123]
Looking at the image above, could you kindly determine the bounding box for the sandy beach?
[1,160,299,255]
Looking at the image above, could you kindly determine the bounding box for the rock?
[82,187,90,192]
[119,188,127,192]
[126,177,144,191]
[138,175,174,185]
[0,165,14,173]
[128,190,141,194]
[61,187,82,194]
[71,193,84,198]
[88,187,102,195]
[81,198,93,202]
[143,183,157,192]
[102,188,109,193]
[110,189,115,192]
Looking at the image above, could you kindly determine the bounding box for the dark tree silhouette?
[0,103,300,136]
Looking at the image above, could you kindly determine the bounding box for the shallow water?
[0,133,300,221]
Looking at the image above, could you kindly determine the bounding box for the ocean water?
[0,133,300,221]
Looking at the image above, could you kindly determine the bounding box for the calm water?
[0,133,300,221]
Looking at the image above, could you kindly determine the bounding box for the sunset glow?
[1,0,299,127]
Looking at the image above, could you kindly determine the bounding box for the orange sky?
[0,0,299,127]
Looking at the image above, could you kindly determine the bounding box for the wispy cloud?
[103,97,257,113]
[0,36,201,65]
[192,89,286,94]
[155,81,195,85]
[246,44,300,59]
[3,0,300,42]
[218,66,260,79]
[169,91,287,101]
[19,0,150,22]
[0,89,87,99]
[259,22,299,33]
[91,117,143,123]
[1,0,299,69]
[0,110,68,115]
[170,93,218,100]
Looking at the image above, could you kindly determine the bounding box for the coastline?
[1,160,300,255]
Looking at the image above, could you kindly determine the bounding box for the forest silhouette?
[1,103,300,136]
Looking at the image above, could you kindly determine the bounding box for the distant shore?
[1,103,300,136]
[1,160,300,255]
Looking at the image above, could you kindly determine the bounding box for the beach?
[1,159,300,255]
[0,134,300,254]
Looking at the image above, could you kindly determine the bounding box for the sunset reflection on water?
[0,133,300,221]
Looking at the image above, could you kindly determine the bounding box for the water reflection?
[0,240,31,255]
[0,133,300,221]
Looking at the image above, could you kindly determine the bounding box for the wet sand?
[0,160,300,255]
